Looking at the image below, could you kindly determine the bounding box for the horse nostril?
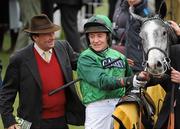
[146,63,149,68]
[157,61,162,67]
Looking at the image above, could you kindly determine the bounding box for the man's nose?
[93,36,99,42]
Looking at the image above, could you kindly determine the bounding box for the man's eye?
[97,34,103,37]
[89,35,94,38]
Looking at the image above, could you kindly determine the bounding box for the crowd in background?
[0,0,179,54]
[0,0,116,53]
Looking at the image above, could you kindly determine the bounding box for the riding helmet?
[84,15,113,33]
[84,15,113,46]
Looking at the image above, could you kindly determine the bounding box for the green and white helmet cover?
[84,14,113,34]
[84,15,113,46]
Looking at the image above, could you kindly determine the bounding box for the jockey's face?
[88,32,109,52]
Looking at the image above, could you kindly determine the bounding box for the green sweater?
[77,48,133,104]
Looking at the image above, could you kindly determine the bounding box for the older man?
[0,14,85,129]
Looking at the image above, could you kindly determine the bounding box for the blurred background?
[0,0,180,128]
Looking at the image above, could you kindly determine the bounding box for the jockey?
[77,14,149,129]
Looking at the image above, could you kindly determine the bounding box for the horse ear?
[155,0,167,19]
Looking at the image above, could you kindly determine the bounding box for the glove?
[133,74,147,88]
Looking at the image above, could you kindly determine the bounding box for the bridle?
[142,46,171,77]
[129,7,175,77]
[140,17,172,77]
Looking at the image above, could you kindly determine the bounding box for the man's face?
[33,32,55,51]
[88,32,109,52]
[128,0,141,6]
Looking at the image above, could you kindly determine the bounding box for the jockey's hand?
[133,71,149,88]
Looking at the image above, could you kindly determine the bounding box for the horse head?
[129,7,177,77]
[140,17,171,77]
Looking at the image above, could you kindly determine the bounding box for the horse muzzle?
[145,57,171,77]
